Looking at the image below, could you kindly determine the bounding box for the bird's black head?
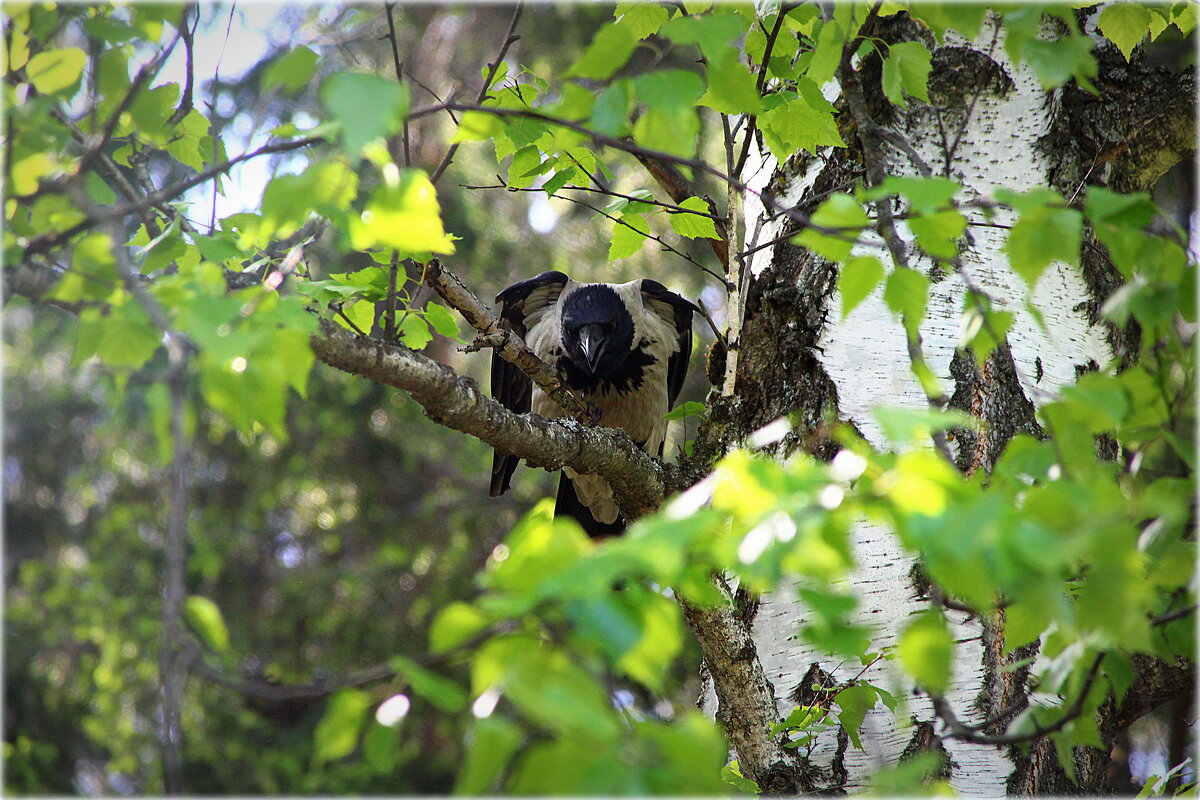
[559,285,635,383]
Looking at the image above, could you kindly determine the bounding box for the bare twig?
[166,6,197,125]
[383,3,412,167]
[429,3,524,185]
[20,137,319,260]
[734,2,794,177]
[930,652,1106,746]
[463,182,724,221]
[101,218,193,795]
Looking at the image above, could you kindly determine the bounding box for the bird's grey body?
[489,272,695,537]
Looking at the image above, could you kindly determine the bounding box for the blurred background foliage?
[4,3,718,793]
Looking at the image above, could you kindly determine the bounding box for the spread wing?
[639,279,697,409]
[490,270,569,496]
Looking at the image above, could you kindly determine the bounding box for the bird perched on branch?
[490,271,696,537]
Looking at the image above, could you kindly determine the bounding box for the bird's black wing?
[490,270,570,497]
[640,279,698,409]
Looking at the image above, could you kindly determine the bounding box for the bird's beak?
[578,324,606,374]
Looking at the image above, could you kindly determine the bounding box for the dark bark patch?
[899,717,955,781]
[1039,48,1195,195]
[928,46,1014,106]
[946,343,1042,476]
[789,662,839,706]
[733,240,843,459]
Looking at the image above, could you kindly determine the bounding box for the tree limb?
[421,259,595,426]
[309,319,667,520]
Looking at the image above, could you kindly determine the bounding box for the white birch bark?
[729,17,1112,794]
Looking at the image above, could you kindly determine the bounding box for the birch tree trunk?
[706,10,1194,794]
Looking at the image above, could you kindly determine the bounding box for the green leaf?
[11,152,55,196]
[50,232,117,303]
[451,110,502,143]
[910,3,988,43]
[84,171,118,206]
[909,209,966,259]
[758,90,845,161]
[633,69,705,110]
[350,169,456,255]
[870,175,961,215]
[721,761,761,794]
[610,212,650,260]
[1174,2,1197,34]
[805,20,844,85]
[834,684,880,750]
[184,596,231,653]
[567,22,637,80]
[1005,204,1081,285]
[882,266,930,331]
[590,79,632,136]
[615,2,669,40]
[660,12,746,63]
[631,106,698,159]
[92,296,162,371]
[873,406,975,445]
[423,302,461,340]
[881,41,932,107]
[313,689,372,763]
[1015,31,1097,91]
[700,51,763,114]
[390,656,468,712]
[399,313,433,350]
[793,193,868,262]
[454,716,525,794]
[191,233,244,264]
[26,48,86,95]
[320,72,410,157]
[899,610,953,694]
[506,145,545,190]
[472,635,620,740]
[839,255,884,318]
[263,45,319,93]
[669,197,719,240]
[338,298,375,333]
[664,400,707,421]
[362,723,400,773]
[429,602,490,653]
[1098,3,1152,61]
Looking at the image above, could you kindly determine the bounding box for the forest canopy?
[3,1,1196,796]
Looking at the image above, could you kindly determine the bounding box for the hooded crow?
[489,271,696,537]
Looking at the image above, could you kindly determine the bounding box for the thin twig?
[429,3,524,185]
[209,4,237,233]
[556,193,725,283]
[167,6,197,125]
[734,2,794,177]
[930,652,1106,746]
[21,137,319,260]
[383,3,412,167]
[462,182,724,221]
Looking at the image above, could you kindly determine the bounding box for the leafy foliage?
[4,0,1194,796]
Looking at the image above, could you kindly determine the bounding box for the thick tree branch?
[309,319,667,520]
[681,583,810,793]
